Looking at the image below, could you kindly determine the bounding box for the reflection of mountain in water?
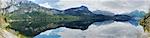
[34,22,144,38]
[8,6,114,36]
[4,1,145,37]
[92,20,114,26]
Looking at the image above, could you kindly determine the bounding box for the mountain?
[10,1,62,15]
[129,10,145,18]
[5,1,113,37]
[92,10,114,16]
[128,10,146,26]
[0,0,27,13]
[63,6,94,16]
[93,10,146,26]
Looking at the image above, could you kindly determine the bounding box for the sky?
[28,0,150,14]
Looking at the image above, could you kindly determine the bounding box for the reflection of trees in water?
[8,11,87,36]
[7,10,132,37]
[9,20,95,36]
[10,21,53,36]
[92,20,114,26]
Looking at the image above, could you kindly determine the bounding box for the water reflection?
[8,12,142,37]
[34,22,145,38]
[92,20,114,26]
[7,6,145,37]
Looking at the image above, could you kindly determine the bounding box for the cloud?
[30,0,150,14]
[28,0,59,8]
[38,3,53,8]
[96,0,150,14]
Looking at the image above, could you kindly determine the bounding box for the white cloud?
[33,0,150,14]
[38,3,53,8]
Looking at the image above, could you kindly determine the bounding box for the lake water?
[34,21,146,38]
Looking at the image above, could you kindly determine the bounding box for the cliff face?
[0,0,26,9]
[0,0,25,38]
[0,0,26,13]
[0,0,12,9]
[0,15,18,38]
